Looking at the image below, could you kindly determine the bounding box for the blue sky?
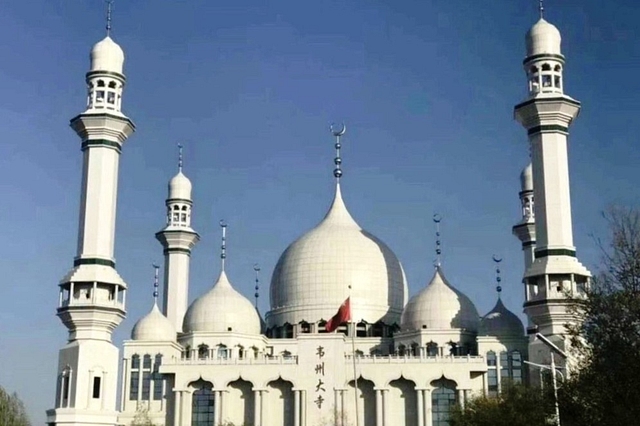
[0,0,639,422]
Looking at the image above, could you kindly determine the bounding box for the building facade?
[46,9,587,426]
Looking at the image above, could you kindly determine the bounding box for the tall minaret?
[155,144,200,332]
[513,5,590,369]
[512,163,537,305]
[48,4,135,425]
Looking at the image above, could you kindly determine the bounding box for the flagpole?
[349,287,359,426]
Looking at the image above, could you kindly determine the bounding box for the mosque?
[45,5,591,426]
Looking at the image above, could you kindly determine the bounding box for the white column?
[301,390,307,426]
[457,389,465,410]
[424,389,432,426]
[416,389,424,426]
[181,391,192,426]
[375,389,383,426]
[333,389,341,426]
[173,390,181,426]
[253,390,262,426]
[213,390,220,425]
[220,390,226,423]
[294,390,301,426]
[259,390,265,426]
[120,358,128,411]
[382,389,389,426]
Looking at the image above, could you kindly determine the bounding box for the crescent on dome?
[331,122,346,137]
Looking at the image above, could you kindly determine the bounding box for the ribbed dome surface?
[267,184,408,328]
[131,303,176,341]
[401,267,479,332]
[183,271,261,334]
[168,171,192,200]
[479,298,525,337]
[90,36,125,74]
[526,18,562,57]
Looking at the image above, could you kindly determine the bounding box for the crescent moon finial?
[433,214,442,223]
[330,122,346,137]
[492,254,503,263]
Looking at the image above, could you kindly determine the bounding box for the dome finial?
[539,0,544,19]
[152,263,160,304]
[177,143,184,172]
[492,254,503,298]
[219,220,227,272]
[253,264,261,308]
[105,0,114,36]
[433,214,443,267]
[330,123,346,184]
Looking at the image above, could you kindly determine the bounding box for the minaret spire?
[105,0,113,36]
[330,123,346,184]
[253,264,261,308]
[152,263,160,304]
[433,214,442,267]
[220,220,227,272]
[178,143,183,172]
[539,0,544,19]
[493,255,503,298]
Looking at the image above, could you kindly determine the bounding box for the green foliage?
[560,207,640,425]
[0,386,30,426]
[449,383,554,426]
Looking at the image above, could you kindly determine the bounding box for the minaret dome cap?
[131,303,176,341]
[520,163,533,192]
[525,18,562,57]
[479,298,525,337]
[169,171,192,200]
[90,36,125,74]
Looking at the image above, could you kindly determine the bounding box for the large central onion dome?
[267,184,408,328]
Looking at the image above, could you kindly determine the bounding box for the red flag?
[325,297,351,332]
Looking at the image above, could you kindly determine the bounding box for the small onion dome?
[183,271,261,334]
[90,36,125,74]
[526,18,562,57]
[168,171,192,200]
[401,266,479,332]
[268,184,407,327]
[131,303,176,341]
[520,163,533,192]
[479,299,525,337]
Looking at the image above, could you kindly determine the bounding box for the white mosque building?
[46,7,590,426]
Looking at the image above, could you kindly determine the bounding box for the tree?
[560,206,640,425]
[0,385,30,426]
[449,383,554,426]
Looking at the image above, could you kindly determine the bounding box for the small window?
[92,377,101,399]
[143,355,152,369]
[542,75,552,87]
[96,91,105,102]
[554,65,562,72]
[541,63,551,71]
[108,81,116,89]
[529,66,539,74]
[554,75,562,88]
[97,80,105,87]
[107,92,115,104]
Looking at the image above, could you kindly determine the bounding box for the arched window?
[217,345,228,359]
[427,341,438,357]
[198,344,209,359]
[318,320,327,333]
[184,345,192,360]
[398,344,406,356]
[141,355,152,400]
[283,323,294,338]
[486,351,498,397]
[191,380,215,426]
[431,378,457,426]
[153,354,164,400]
[541,63,551,71]
[410,342,419,356]
[356,321,367,337]
[57,366,72,408]
[371,321,384,337]
[129,355,140,400]
[299,321,311,333]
